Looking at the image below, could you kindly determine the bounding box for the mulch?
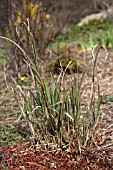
[0,140,113,170]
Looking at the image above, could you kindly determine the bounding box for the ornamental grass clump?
[17,43,101,151]
[0,22,105,152]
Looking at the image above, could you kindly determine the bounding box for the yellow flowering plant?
[16,0,50,26]
[7,0,52,76]
[20,76,26,81]
[6,0,67,77]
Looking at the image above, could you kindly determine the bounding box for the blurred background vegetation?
[0,0,113,75]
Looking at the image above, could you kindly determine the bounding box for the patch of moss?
[0,126,22,146]
[53,57,80,74]
[48,46,84,74]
